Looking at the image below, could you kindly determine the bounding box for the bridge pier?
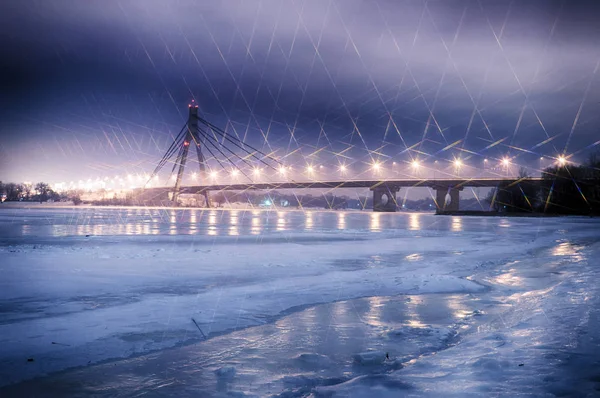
[434,186,462,213]
[371,185,400,212]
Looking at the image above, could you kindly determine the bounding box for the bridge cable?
[201,123,279,171]
[197,117,282,168]
[194,128,253,183]
[194,129,255,183]
[194,130,229,174]
[196,127,256,174]
[154,123,188,171]
[195,127,241,167]
[145,123,187,187]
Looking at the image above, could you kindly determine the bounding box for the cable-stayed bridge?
[139,102,543,212]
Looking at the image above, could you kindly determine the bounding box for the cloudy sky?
[1,0,599,184]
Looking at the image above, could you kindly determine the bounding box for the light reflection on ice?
[552,241,583,261]
[499,218,511,228]
[168,210,177,235]
[338,212,346,230]
[305,211,313,230]
[405,253,422,261]
[447,295,473,319]
[493,271,524,287]
[364,296,384,327]
[370,213,380,232]
[277,212,286,231]
[251,214,260,235]
[208,211,217,236]
[189,210,197,234]
[409,213,420,231]
[451,216,463,232]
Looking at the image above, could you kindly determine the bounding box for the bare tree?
[35,182,52,203]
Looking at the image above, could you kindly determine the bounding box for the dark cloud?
[0,0,599,183]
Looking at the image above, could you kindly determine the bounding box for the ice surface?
[1,207,600,396]
[353,351,388,365]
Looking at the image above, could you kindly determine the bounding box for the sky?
[1,0,599,190]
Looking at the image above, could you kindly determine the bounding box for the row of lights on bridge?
[50,155,568,191]
[187,155,568,181]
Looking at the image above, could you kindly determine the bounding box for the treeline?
[487,154,600,215]
[211,192,484,211]
[0,181,82,204]
[210,191,355,209]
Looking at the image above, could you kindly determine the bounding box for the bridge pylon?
[171,102,210,207]
[146,101,283,207]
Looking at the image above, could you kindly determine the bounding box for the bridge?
[139,102,542,212]
[139,177,541,212]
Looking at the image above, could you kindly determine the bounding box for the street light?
[306,165,314,174]
[502,157,510,167]
[339,164,347,174]
[411,160,420,169]
[558,155,567,166]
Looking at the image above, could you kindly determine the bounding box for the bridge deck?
[169,178,542,193]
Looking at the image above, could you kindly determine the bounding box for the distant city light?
[411,160,420,169]
[231,169,239,177]
[339,164,347,173]
[484,158,488,163]
[209,171,217,179]
[502,158,510,167]
[253,167,261,176]
[372,161,381,171]
[307,165,314,174]
[453,159,462,168]
[279,166,287,175]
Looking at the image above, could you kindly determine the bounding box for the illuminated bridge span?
[140,178,541,212]
[142,102,542,212]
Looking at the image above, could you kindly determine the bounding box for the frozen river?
[1,207,599,396]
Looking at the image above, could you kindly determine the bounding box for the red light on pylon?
[184,141,190,147]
